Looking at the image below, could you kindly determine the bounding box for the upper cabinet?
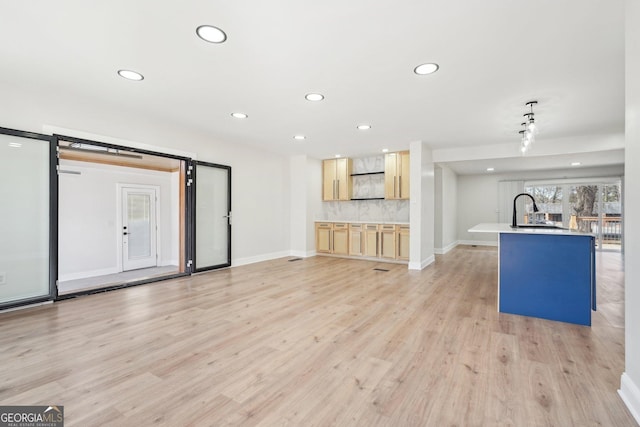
[384,151,410,200]
[322,158,352,201]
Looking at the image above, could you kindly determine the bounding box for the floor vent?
[373,268,390,272]
[288,258,303,262]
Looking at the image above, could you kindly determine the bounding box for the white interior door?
[122,187,157,271]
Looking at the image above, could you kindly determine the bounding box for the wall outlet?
[0,272,6,286]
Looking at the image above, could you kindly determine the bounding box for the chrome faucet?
[512,193,539,228]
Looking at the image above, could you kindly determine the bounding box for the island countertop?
[469,222,593,236]
[316,220,410,225]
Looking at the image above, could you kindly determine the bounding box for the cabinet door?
[384,153,398,199]
[335,158,352,201]
[322,160,336,201]
[379,224,397,259]
[397,225,410,260]
[316,223,333,253]
[398,151,410,199]
[364,225,379,257]
[333,223,349,255]
[349,224,363,256]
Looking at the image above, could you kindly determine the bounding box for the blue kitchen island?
[469,223,596,326]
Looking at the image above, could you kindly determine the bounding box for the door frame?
[0,126,58,309]
[53,134,191,299]
[117,183,161,272]
[191,160,232,272]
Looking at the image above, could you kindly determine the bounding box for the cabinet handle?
[398,176,402,198]
[394,176,397,198]
[333,179,337,199]
[336,179,340,199]
[330,229,333,252]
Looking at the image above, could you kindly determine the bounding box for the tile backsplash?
[321,199,410,222]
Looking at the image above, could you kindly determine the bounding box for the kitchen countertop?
[315,220,410,225]
[469,222,593,236]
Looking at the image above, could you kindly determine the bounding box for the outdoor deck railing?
[577,216,622,244]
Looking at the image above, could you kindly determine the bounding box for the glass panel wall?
[0,132,52,306]
[524,180,622,251]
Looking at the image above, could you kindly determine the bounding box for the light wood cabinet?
[349,224,364,256]
[332,223,349,255]
[322,158,352,201]
[315,221,409,263]
[315,222,333,253]
[384,151,410,200]
[379,224,397,259]
[364,224,379,257]
[397,225,410,261]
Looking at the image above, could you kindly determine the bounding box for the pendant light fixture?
[524,101,538,134]
[518,100,538,155]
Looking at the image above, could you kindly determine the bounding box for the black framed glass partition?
[0,127,56,309]
[192,161,232,272]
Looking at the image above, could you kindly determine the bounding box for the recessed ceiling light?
[357,124,371,130]
[117,69,144,81]
[334,154,341,158]
[486,167,495,172]
[231,112,248,119]
[382,148,389,153]
[196,25,227,43]
[305,93,324,101]
[293,135,306,140]
[8,142,22,148]
[414,63,439,75]
[571,162,581,166]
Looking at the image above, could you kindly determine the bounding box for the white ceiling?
[0,1,625,172]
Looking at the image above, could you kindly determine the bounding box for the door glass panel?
[195,164,230,270]
[524,181,622,252]
[128,193,152,258]
[523,185,563,225]
[0,133,51,305]
[600,184,622,250]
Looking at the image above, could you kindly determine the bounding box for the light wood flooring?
[0,246,636,426]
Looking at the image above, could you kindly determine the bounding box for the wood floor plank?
[0,247,636,426]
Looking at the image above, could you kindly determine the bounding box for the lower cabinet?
[397,225,410,261]
[332,223,349,255]
[379,224,397,259]
[349,224,364,256]
[316,221,409,263]
[316,222,333,253]
[364,224,379,257]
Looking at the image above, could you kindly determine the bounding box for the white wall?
[58,160,178,280]
[289,155,308,257]
[434,164,458,253]
[409,141,435,270]
[456,165,625,246]
[306,157,323,254]
[620,0,640,422]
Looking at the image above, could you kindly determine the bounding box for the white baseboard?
[58,267,119,282]
[619,372,640,425]
[289,249,316,258]
[458,239,498,247]
[409,255,435,271]
[434,241,459,255]
[232,251,291,267]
